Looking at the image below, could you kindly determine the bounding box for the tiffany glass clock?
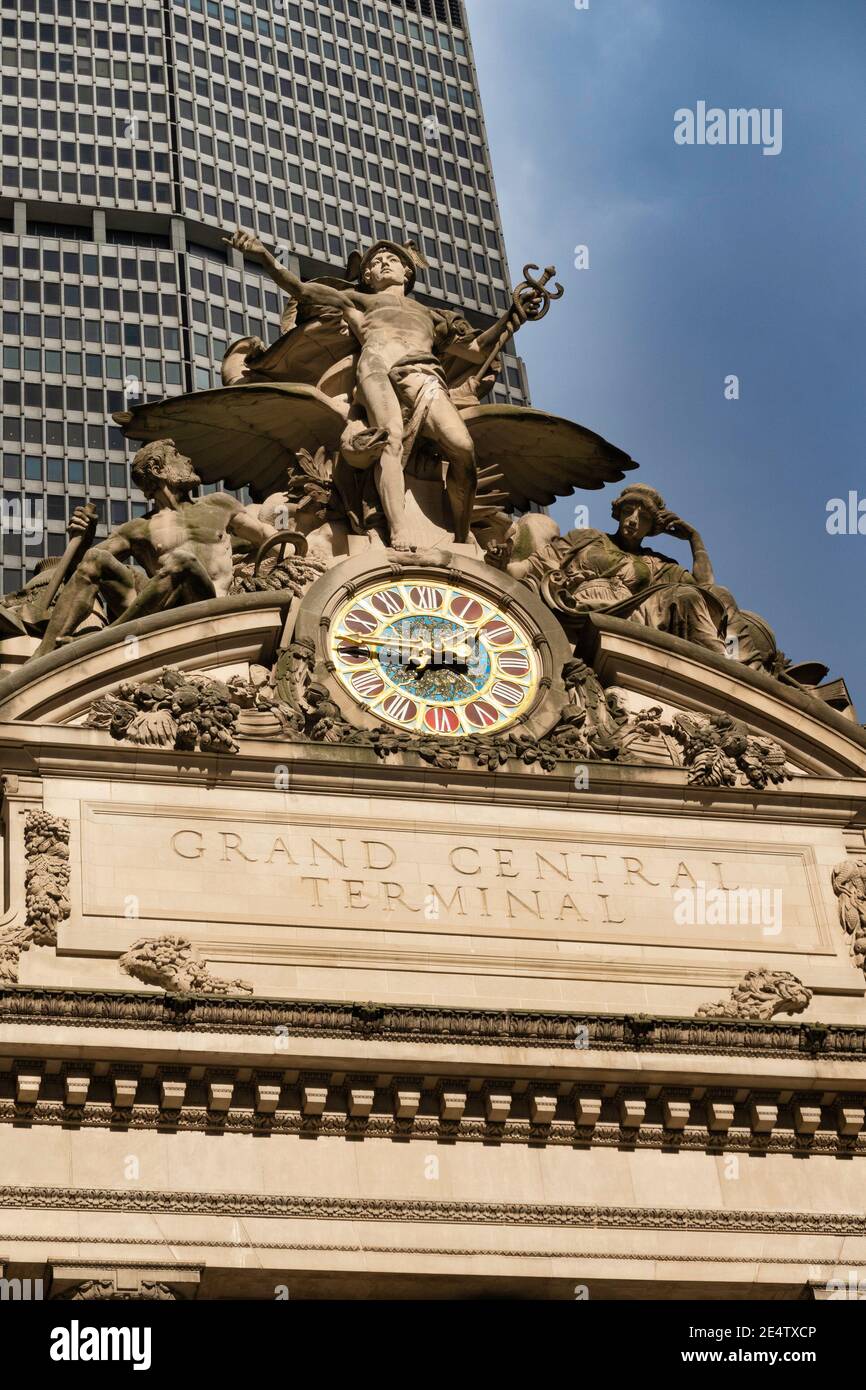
[299,554,570,741]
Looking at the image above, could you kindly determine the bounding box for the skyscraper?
[0,0,530,595]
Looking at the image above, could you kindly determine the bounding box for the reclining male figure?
[34,440,278,657]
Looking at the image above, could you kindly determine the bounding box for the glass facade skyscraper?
[0,0,529,593]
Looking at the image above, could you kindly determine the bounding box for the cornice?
[587,614,866,772]
[3,727,866,824]
[0,986,861,1059]
[1,1185,863,1236]
[1,1079,864,1157]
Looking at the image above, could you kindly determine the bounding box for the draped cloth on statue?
[548,529,728,654]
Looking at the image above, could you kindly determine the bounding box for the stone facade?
[0,572,865,1300]
[0,180,861,1299]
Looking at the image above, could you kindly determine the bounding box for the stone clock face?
[329,577,542,736]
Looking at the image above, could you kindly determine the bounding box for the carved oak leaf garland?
[79,652,792,791]
[0,811,70,984]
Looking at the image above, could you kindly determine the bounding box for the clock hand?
[338,635,428,655]
[339,623,490,671]
[339,631,465,658]
[338,634,438,672]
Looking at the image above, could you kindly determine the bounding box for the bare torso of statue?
[342,294,438,376]
[123,496,240,598]
[225,230,500,549]
[33,442,278,659]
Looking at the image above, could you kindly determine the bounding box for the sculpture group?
[0,227,851,724]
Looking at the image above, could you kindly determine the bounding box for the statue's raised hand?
[223,229,269,265]
[68,505,97,541]
[657,510,695,541]
[484,536,514,571]
[513,285,545,324]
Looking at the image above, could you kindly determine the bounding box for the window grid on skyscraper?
[0,0,531,590]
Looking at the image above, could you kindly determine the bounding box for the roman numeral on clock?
[450,595,483,622]
[497,651,530,677]
[351,670,385,699]
[371,588,404,616]
[465,700,498,728]
[482,619,515,646]
[344,607,378,635]
[382,694,418,723]
[408,585,443,611]
[490,680,523,708]
[424,705,460,733]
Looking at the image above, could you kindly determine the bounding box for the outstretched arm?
[224,230,358,311]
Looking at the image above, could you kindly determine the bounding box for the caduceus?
[476,263,565,382]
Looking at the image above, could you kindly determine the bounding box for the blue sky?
[467,0,866,701]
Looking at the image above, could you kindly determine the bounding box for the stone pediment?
[585,615,866,781]
[0,592,289,731]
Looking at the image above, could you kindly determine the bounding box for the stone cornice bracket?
[1,1066,865,1156]
[118,935,253,996]
[617,1090,647,1130]
[573,1091,603,1130]
[438,1081,469,1124]
[695,970,812,1022]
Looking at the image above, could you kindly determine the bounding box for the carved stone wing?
[462,405,638,513]
[114,383,349,501]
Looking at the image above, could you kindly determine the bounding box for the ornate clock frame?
[294,549,573,741]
